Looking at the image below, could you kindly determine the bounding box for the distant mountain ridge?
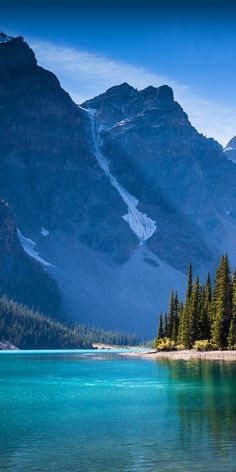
[224,136,236,164]
[0,33,236,336]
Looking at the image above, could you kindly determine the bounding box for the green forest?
[0,296,139,349]
[156,255,236,350]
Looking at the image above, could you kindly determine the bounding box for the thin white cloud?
[30,39,236,146]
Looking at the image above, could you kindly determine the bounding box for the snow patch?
[78,105,89,112]
[41,227,50,236]
[17,229,55,268]
[87,108,157,244]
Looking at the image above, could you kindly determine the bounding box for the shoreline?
[92,343,143,350]
[122,349,236,361]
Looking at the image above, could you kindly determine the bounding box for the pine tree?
[178,303,190,348]
[212,255,232,348]
[167,291,175,339]
[157,313,165,340]
[206,272,212,304]
[199,274,211,340]
[157,256,236,351]
[164,313,168,337]
[228,268,236,348]
[172,292,179,341]
[178,263,193,348]
[189,276,201,346]
[186,262,193,302]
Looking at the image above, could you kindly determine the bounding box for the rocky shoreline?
[0,340,19,350]
[122,349,236,361]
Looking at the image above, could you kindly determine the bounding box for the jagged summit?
[83,82,176,127]
[106,82,136,94]
[157,84,174,100]
[84,83,174,109]
[225,136,236,149]
[0,32,14,43]
[0,34,37,70]
[138,84,174,101]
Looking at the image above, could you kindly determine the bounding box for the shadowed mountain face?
[0,200,62,316]
[84,84,236,267]
[224,136,236,164]
[1,35,236,336]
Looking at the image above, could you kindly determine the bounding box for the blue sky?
[1,0,236,145]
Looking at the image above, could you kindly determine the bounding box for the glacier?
[87,109,157,244]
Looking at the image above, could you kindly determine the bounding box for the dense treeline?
[0,262,62,318]
[82,326,139,347]
[157,255,236,350]
[0,296,139,349]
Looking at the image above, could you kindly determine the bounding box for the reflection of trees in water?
[156,360,236,460]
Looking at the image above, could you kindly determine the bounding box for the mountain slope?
[84,84,236,268]
[224,136,236,164]
[0,35,135,262]
[0,199,61,315]
[1,34,236,336]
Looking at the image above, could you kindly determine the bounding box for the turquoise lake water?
[1,350,236,471]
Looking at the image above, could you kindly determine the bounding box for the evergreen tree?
[172,292,179,341]
[228,268,236,348]
[178,303,190,348]
[206,272,212,304]
[186,262,193,302]
[157,256,236,351]
[164,313,168,337]
[178,263,193,348]
[167,291,175,338]
[189,276,201,345]
[157,313,165,340]
[212,255,232,348]
[199,274,211,340]
[0,296,139,349]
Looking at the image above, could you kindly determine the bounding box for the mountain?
[0,199,62,315]
[224,136,236,164]
[83,83,236,268]
[1,34,236,336]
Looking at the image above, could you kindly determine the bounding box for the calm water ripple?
[0,350,236,471]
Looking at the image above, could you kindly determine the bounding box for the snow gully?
[86,108,157,245]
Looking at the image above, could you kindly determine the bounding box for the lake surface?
[1,350,236,471]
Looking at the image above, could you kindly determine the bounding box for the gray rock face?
[84,84,236,270]
[224,136,236,164]
[1,35,236,336]
[0,200,62,316]
[0,36,135,264]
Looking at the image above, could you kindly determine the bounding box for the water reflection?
[157,360,236,461]
[1,353,236,471]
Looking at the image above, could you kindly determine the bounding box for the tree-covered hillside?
[0,296,139,349]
